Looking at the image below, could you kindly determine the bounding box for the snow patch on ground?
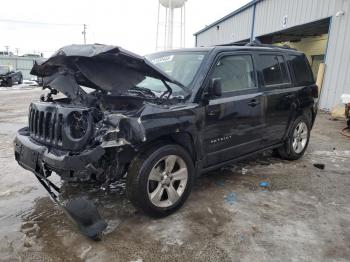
[0,82,39,91]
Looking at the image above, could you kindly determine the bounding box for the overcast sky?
[0,0,250,57]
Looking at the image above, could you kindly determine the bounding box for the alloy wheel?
[292,121,308,154]
[147,155,188,208]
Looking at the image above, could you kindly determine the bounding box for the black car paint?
[0,68,22,86]
[14,45,317,191]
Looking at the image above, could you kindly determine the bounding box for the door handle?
[248,99,260,107]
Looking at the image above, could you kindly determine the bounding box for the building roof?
[193,0,263,36]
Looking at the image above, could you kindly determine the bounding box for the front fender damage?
[71,114,146,239]
[62,114,147,239]
[98,113,147,148]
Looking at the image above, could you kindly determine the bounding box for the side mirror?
[208,78,222,97]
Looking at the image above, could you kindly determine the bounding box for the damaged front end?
[13,101,147,239]
[14,44,189,238]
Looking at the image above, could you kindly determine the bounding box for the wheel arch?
[283,103,314,140]
[133,131,197,163]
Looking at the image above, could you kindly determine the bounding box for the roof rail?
[214,42,247,47]
[213,40,296,50]
[245,39,296,50]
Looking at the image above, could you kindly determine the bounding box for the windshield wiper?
[129,86,157,98]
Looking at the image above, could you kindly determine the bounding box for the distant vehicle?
[0,65,23,86]
[22,53,42,58]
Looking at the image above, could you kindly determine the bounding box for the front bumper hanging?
[14,127,108,239]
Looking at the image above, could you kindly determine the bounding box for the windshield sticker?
[152,55,174,64]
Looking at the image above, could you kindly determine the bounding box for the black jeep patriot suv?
[14,44,318,219]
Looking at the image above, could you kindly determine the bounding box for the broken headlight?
[68,111,88,139]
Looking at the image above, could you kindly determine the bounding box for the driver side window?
[211,55,256,92]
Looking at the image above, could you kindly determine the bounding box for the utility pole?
[4,46,9,55]
[15,48,19,56]
[82,24,87,44]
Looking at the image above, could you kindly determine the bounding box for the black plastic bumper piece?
[14,127,105,174]
[65,198,108,240]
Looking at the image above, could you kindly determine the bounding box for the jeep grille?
[29,107,63,146]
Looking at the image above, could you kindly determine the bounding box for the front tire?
[278,115,311,160]
[126,144,194,217]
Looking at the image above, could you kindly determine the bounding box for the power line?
[0,18,82,27]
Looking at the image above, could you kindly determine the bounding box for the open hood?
[31,44,188,99]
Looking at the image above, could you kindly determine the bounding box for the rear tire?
[126,144,194,217]
[278,115,311,160]
[18,76,23,84]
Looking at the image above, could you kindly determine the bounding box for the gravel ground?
[0,87,349,262]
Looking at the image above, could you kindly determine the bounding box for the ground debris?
[252,224,257,231]
[313,163,325,170]
[259,181,269,188]
[241,168,248,175]
[224,192,237,205]
[23,237,34,248]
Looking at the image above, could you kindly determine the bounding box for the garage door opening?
[257,18,331,79]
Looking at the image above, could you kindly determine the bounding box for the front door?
[203,53,264,167]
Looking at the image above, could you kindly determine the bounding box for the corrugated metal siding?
[195,0,350,109]
[320,1,350,109]
[254,0,340,37]
[196,7,253,46]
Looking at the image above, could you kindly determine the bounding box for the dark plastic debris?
[313,163,325,170]
[65,198,107,240]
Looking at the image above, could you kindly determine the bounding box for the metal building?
[194,0,350,110]
[0,56,45,80]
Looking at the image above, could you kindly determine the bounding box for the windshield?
[135,77,185,98]
[0,66,10,74]
[146,52,206,87]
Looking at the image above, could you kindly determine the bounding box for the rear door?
[256,53,296,147]
[203,52,264,166]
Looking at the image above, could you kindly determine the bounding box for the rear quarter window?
[259,54,290,86]
[289,55,314,85]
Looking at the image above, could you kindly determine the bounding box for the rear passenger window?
[260,55,289,86]
[211,55,256,92]
[290,55,314,85]
[277,56,289,82]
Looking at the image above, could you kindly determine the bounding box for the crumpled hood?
[31,44,187,96]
